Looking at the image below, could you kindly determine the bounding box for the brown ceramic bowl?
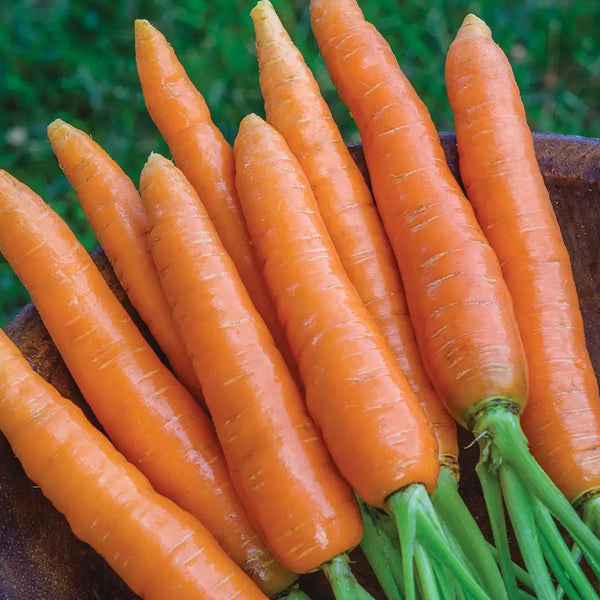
[1,133,599,599]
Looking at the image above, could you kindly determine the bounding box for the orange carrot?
[0,327,267,600]
[0,169,295,597]
[446,15,600,530]
[234,114,493,600]
[134,19,299,386]
[140,153,362,583]
[251,0,457,470]
[310,0,600,595]
[46,118,201,399]
[249,8,506,593]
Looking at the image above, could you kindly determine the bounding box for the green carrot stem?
[534,500,598,600]
[582,494,600,539]
[321,554,378,600]
[475,455,521,599]
[432,466,507,600]
[359,500,404,600]
[283,587,313,600]
[556,546,583,600]
[485,542,533,590]
[474,406,600,573]
[498,466,557,599]
[389,485,418,600]
[387,484,492,600]
[538,536,581,600]
[430,561,456,600]
[415,543,441,600]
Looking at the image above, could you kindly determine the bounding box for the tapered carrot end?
[134,18,157,42]
[251,1,280,36]
[142,152,170,174]
[455,14,492,41]
[239,113,265,131]
[46,118,74,147]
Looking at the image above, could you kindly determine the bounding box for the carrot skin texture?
[46,119,202,399]
[140,153,362,574]
[252,0,458,467]
[310,0,528,427]
[0,170,291,596]
[0,329,267,600]
[134,20,299,386]
[234,114,439,509]
[446,15,600,503]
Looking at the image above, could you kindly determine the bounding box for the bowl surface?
[1,132,599,599]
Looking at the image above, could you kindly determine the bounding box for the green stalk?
[283,587,313,600]
[430,561,456,600]
[474,405,600,576]
[534,501,598,600]
[485,543,533,590]
[359,500,404,600]
[432,466,508,600]
[415,543,441,600]
[387,484,492,600]
[498,466,557,599]
[538,533,581,600]
[582,494,600,539]
[557,546,583,600]
[476,456,520,599]
[321,554,378,600]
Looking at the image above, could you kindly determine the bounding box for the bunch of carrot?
[0,1,599,599]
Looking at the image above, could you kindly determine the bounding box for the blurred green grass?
[1,0,599,326]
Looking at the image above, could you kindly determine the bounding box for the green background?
[1,0,599,326]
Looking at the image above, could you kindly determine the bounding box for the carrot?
[251,0,457,470]
[234,113,493,600]
[250,5,506,596]
[134,19,299,387]
[446,8,600,556]
[0,327,267,600]
[139,152,368,600]
[311,0,600,595]
[0,169,296,597]
[46,118,201,400]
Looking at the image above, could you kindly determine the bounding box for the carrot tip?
[46,118,70,141]
[455,13,491,41]
[134,18,154,39]
[251,0,273,19]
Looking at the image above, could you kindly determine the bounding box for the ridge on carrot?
[46,118,202,400]
[251,2,506,598]
[139,152,366,600]
[310,0,600,596]
[0,328,268,600]
[134,18,300,388]
[235,113,493,600]
[446,13,600,596]
[0,169,296,597]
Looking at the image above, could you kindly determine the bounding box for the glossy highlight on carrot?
[46,118,201,399]
[446,13,600,516]
[0,169,295,597]
[134,19,299,385]
[139,152,362,576]
[0,328,268,600]
[251,0,458,469]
